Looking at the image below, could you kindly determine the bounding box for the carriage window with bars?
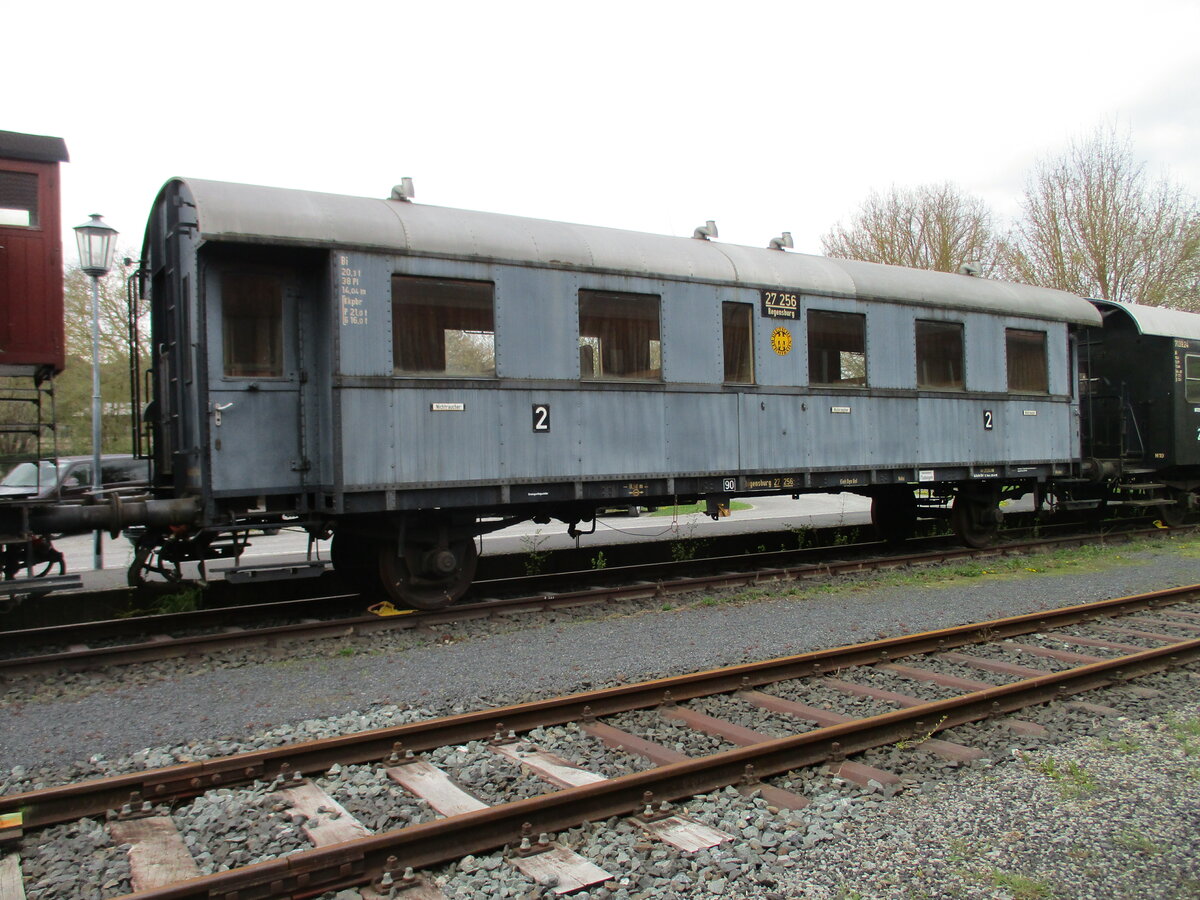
[916,320,964,389]
[0,171,38,228]
[722,302,754,384]
[392,276,495,376]
[1006,328,1049,393]
[808,310,866,386]
[578,290,661,381]
[222,273,283,377]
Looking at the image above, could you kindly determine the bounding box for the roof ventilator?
[391,178,415,202]
[692,220,718,240]
[768,232,793,251]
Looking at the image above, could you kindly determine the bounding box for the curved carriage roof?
[156,178,1101,326]
[1090,298,1200,341]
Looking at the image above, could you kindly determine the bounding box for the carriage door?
[206,267,306,495]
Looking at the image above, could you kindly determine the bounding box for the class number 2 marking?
[983,409,994,431]
[532,403,551,433]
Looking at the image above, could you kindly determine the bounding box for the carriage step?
[1058,499,1104,511]
[0,574,82,598]
[1116,483,1167,492]
[224,561,330,583]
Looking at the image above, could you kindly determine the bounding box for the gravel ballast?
[2,536,1200,898]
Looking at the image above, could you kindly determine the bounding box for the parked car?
[0,455,150,500]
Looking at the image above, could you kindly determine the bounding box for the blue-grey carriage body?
[139,178,1101,606]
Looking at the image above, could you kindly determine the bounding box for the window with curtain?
[808,310,866,386]
[722,302,754,383]
[578,290,661,380]
[392,276,495,376]
[1006,329,1049,393]
[222,272,283,377]
[916,320,964,389]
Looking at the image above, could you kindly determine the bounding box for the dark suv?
[0,455,150,500]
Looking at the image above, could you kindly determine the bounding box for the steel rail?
[5,582,1198,833]
[0,525,1181,677]
[115,633,1200,900]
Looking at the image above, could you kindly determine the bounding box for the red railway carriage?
[0,130,69,377]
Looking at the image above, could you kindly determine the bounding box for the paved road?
[42,492,874,590]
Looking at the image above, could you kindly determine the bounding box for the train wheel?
[378,538,478,610]
[330,530,385,594]
[1159,488,1189,528]
[871,488,917,545]
[951,489,1002,548]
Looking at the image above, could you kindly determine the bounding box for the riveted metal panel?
[338,387,500,486]
[871,397,919,464]
[497,389,580,480]
[335,252,394,376]
[664,282,723,385]
[577,391,665,476]
[664,393,740,472]
[917,398,976,464]
[494,267,580,380]
[861,304,911,390]
[753,315,806,388]
[807,396,874,469]
[1002,400,1067,462]
[740,394,806,471]
[209,388,304,491]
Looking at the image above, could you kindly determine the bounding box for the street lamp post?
[73,214,118,570]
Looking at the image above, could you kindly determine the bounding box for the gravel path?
[3,536,1200,898]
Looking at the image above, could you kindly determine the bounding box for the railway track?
[3,583,1198,898]
[0,526,1184,679]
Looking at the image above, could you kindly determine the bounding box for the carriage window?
[579,290,661,381]
[392,276,495,376]
[222,273,283,377]
[0,171,38,228]
[915,320,964,389]
[1186,355,1200,403]
[809,310,866,386]
[722,302,754,383]
[1006,329,1049,393]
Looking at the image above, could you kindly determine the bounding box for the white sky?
[9,0,1200,261]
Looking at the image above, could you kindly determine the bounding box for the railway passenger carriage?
[137,178,1101,607]
[1079,299,1200,522]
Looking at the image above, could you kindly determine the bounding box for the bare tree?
[822,183,1003,275]
[53,260,148,454]
[1007,128,1200,308]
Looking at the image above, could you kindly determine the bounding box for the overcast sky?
[10,0,1200,262]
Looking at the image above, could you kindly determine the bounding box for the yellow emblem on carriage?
[770,327,793,356]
